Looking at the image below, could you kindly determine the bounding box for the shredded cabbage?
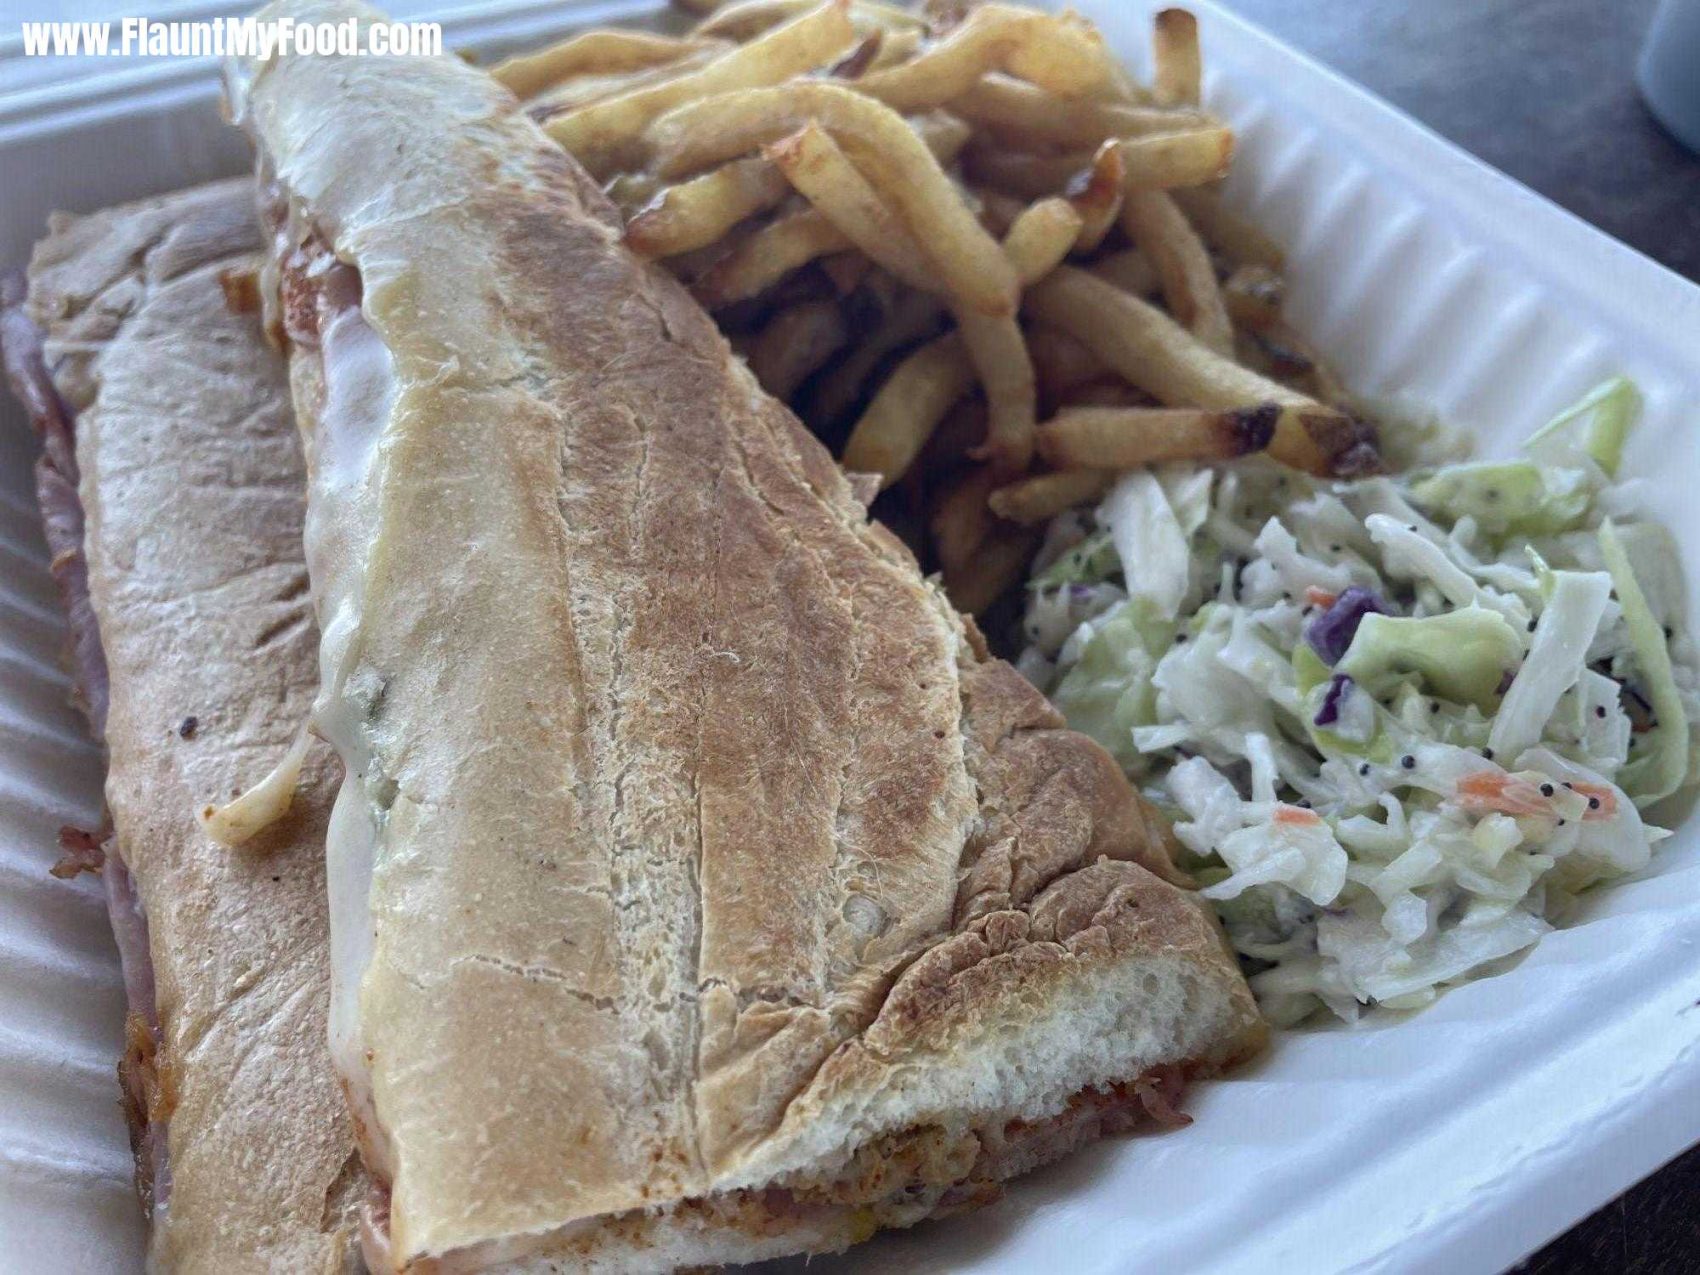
[1021,379,1698,1024]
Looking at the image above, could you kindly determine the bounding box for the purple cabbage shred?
[1314,673,1354,726]
[1307,586,1390,665]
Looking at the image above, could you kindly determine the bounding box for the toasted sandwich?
[233,3,1266,1269]
[1,180,363,1272]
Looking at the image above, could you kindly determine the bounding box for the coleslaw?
[1018,380,1699,1025]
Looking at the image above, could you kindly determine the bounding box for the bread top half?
[235,2,1263,1263]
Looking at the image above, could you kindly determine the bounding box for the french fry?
[1028,322,1111,404]
[804,289,947,426]
[492,31,722,101]
[1152,8,1202,107]
[853,3,1115,112]
[1036,403,1278,469]
[1023,266,1361,474]
[1222,263,1285,331]
[764,122,937,289]
[765,118,1033,470]
[948,74,1209,150]
[963,143,1098,200]
[1090,248,1159,297]
[1120,188,1234,354]
[528,47,730,116]
[1001,197,1082,285]
[648,82,1018,315]
[843,332,975,486]
[957,310,1035,474]
[624,156,792,257]
[696,0,924,40]
[867,25,922,69]
[1118,127,1234,189]
[944,523,1042,616]
[1171,187,1285,269]
[1242,319,1350,406]
[1064,140,1124,253]
[930,463,1001,571]
[747,298,850,398]
[692,208,852,309]
[987,469,1113,524]
[545,2,857,177]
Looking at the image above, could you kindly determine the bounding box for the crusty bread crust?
[24,180,363,1273]
[235,3,1265,1267]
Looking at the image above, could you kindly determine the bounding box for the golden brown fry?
[957,309,1035,474]
[1242,319,1350,406]
[1152,8,1202,107]
[545,2,856,177]
[747,298,851,398]
[853,3,1115,112]
[765,121,1032,470]
[764,122,937,289]
[944,522,1042,616]
[1024,266,1363,474]
[1090,248,1159,297]
[1001,197,1082,285]
[987,469,1114,525]
[1036,403,1278,470]
[696,0,924,40]
[1065,140,1124,253]
[492,30,721,101]
[948,74,1209,150]
[649,82,1018,315]
[1120,188,1233,354]
[1222,263,1285,331]
[804,289,947,426]
[692,208,852,308]
[843,332,975,487]
[1118,127,1234,189]
[624,156,792,258]
[867,26,922,69]
[1028,322,1111,404]
[1171,187,1285,269]
[528,47,730,116]
[930,462,1000,571]
[963,142,1098,199]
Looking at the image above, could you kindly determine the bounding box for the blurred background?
[1224,0,1700,284]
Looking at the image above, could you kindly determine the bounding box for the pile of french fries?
[493,0,1377,613]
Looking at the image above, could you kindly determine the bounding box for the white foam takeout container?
[3,1,1700,1271]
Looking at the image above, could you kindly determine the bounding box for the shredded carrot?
[1455,770,1551,817]
[1569,781,1619,821]
[1305,586,1338,609]
[1273,803,1324,826]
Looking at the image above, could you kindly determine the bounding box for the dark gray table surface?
[1217,2,1700,1270]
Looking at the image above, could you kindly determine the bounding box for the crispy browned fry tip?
[987,469,1113,525]
[1036,402,1277,470]
[1152,8,1202,107]
[1307,411,1382,477]
[1064,141,1125,254]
